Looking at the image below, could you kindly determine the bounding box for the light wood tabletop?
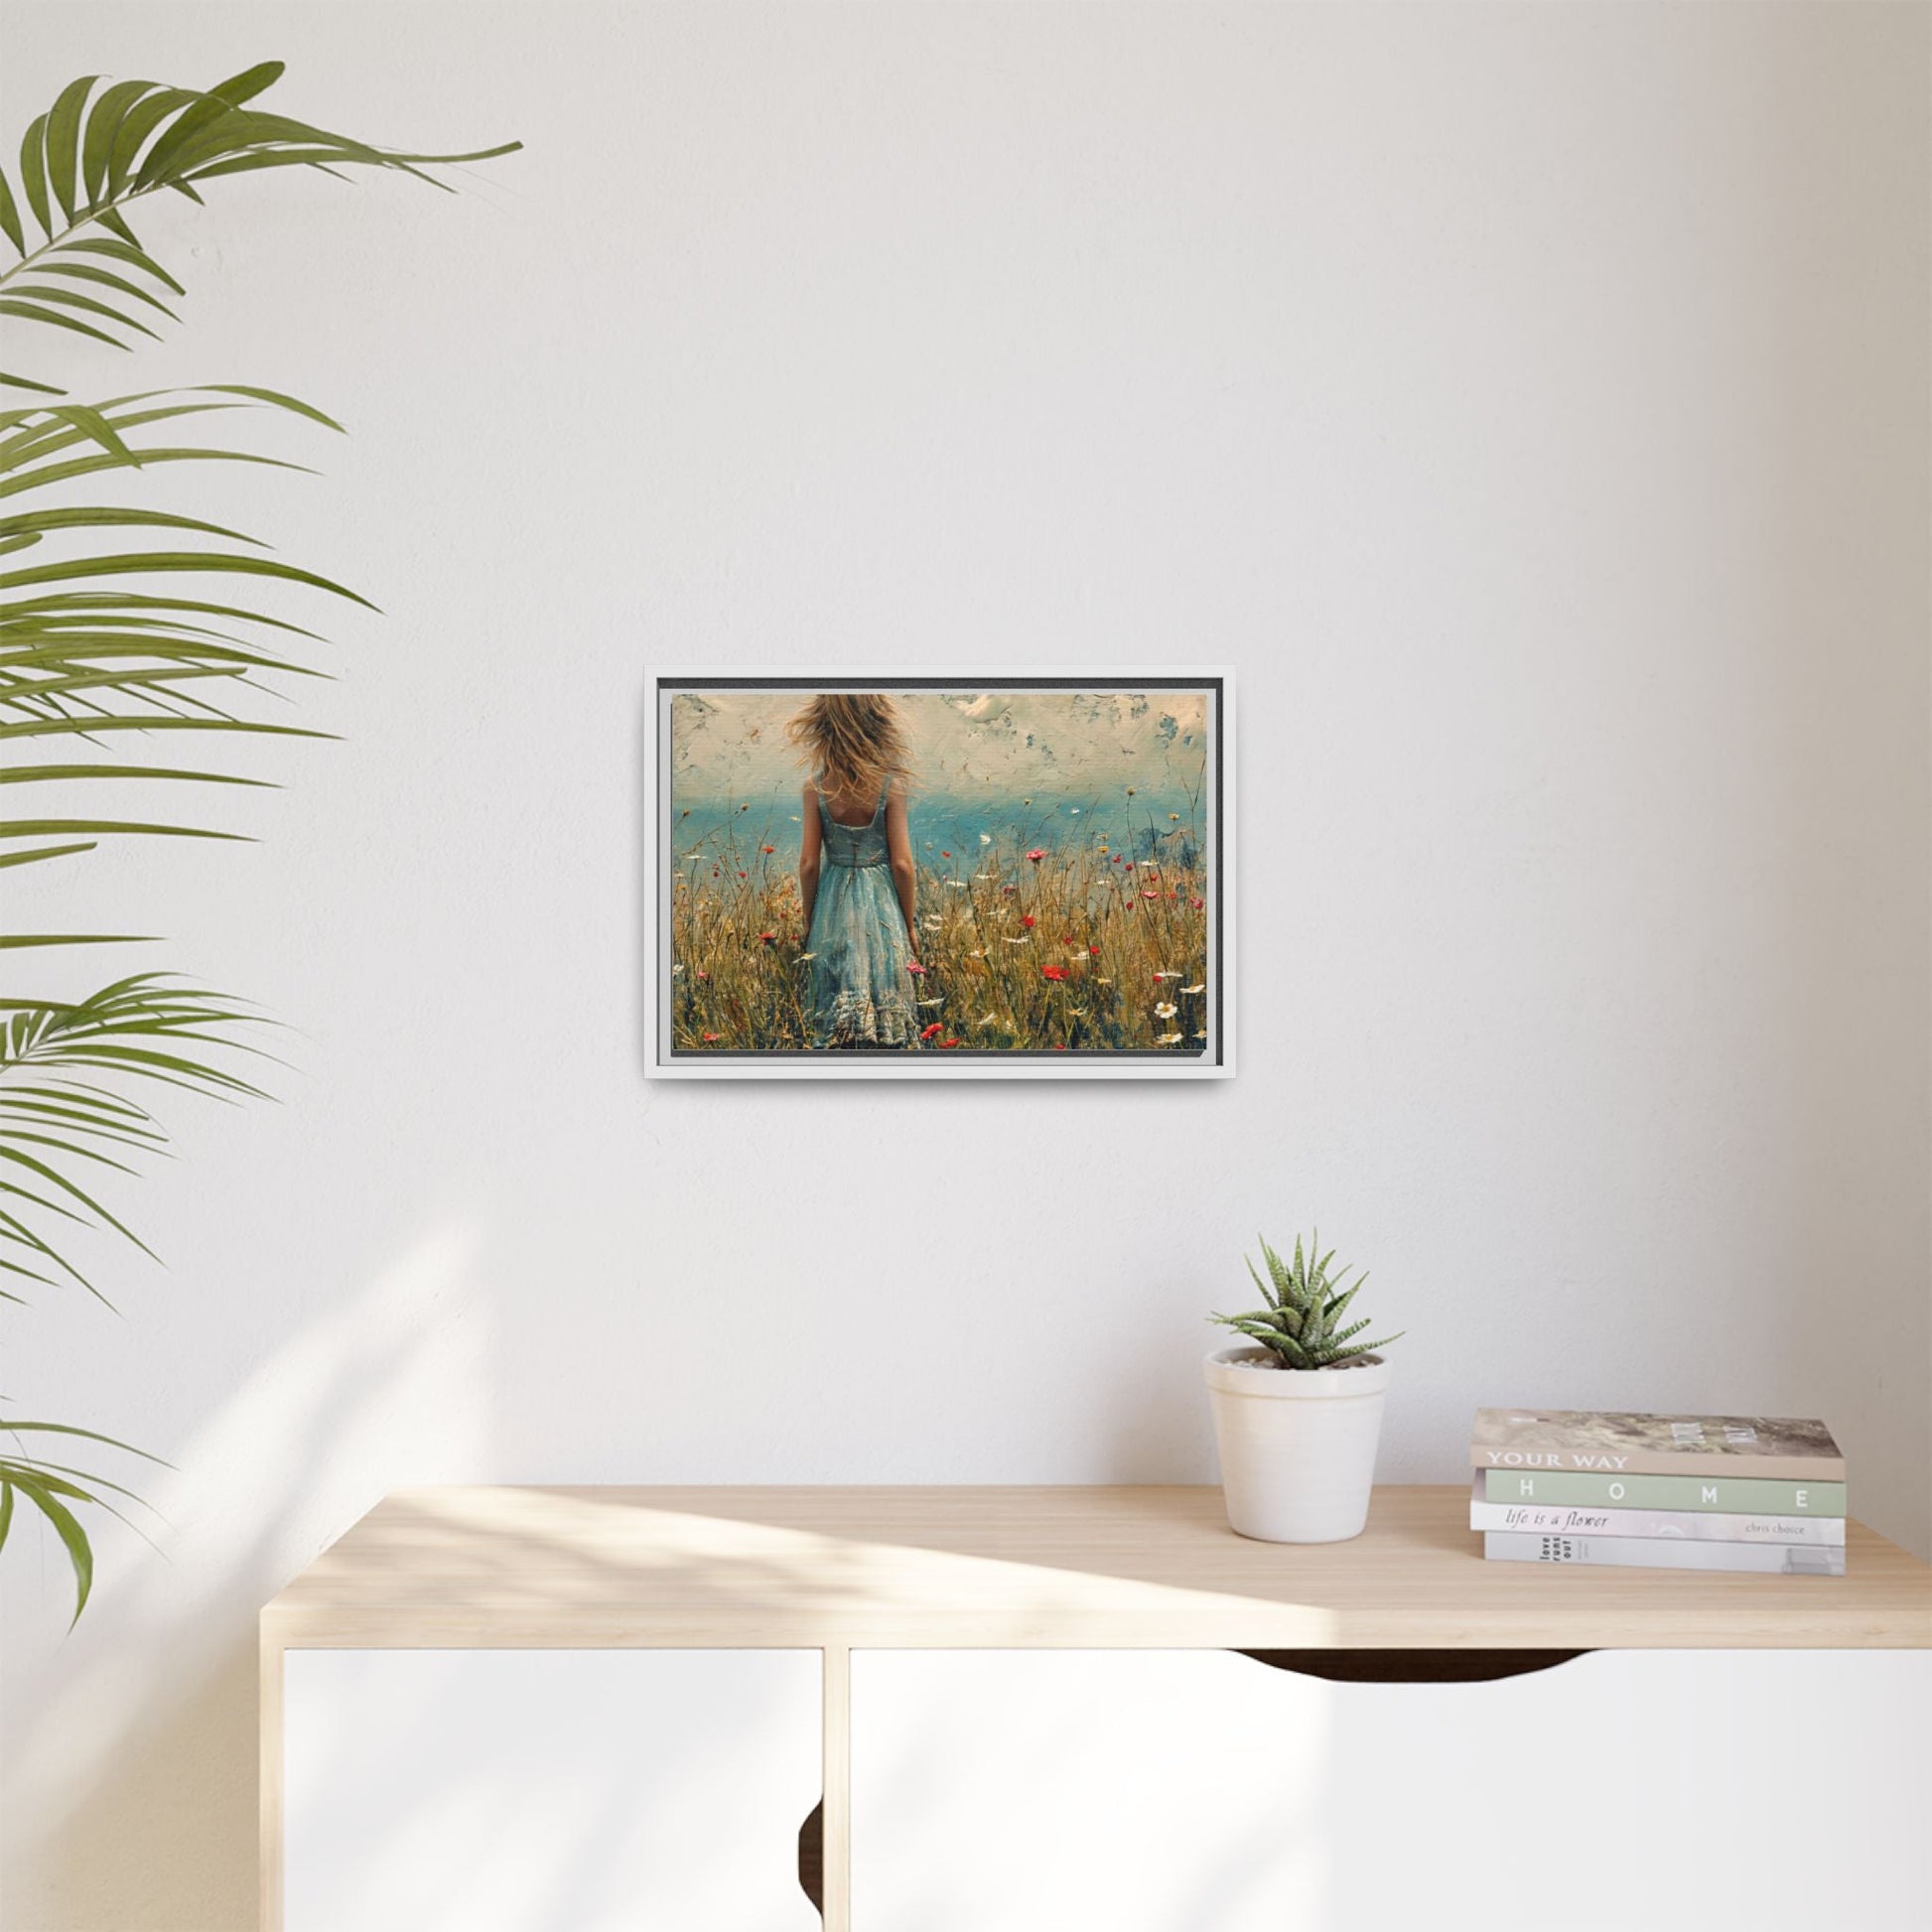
[261,1483,1932,1651]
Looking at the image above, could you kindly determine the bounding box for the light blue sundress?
[809,779,917,1048]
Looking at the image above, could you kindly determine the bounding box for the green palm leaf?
[0,1419,166,1622]
[4,1474,93,1621]
[0,64,519,393]
[1,62,514,1621]
[0,763,276,792]
[0,975,268,1301]
[0,386,349,927]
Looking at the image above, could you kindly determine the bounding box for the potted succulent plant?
[1204,1234,1403,1544]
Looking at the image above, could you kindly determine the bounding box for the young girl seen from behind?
[788,693,919,1048]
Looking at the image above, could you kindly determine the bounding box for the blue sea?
[668,787,1207,870]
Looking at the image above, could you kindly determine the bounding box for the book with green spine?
[1467,1476,1846,1545]
[1481,1468,1846,1515]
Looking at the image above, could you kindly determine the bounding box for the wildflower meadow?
[669,812,1210,1053]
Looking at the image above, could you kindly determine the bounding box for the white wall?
[4,4,1927,1926]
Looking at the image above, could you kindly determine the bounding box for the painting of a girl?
[656,676,1226,1074]
[787,693,920,1047]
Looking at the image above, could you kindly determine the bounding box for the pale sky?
[669,687,1211,798]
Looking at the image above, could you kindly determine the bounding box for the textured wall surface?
[4,5,1927,1927]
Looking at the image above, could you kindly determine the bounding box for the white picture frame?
[644,670,1235,1079]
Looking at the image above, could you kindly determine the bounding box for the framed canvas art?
[645,672,1233,1079]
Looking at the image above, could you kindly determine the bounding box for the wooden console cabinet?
[261,1485,1932,1929]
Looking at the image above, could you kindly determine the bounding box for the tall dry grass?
[669,820,1209,1053]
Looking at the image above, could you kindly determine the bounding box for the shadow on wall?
[5,1224,491,1932]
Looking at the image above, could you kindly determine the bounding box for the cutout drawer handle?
[1237,1648,1588,1684]
[798,1797,824,1917]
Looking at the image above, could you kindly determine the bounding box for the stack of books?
[1469,1409,1846,1577]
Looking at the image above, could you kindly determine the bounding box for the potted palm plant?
[0,62,514,1619]
[1204,1234,1402,1543]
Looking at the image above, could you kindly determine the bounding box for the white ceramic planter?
[1203,1346,1392,1543]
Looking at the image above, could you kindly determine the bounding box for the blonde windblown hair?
[786,693,915,805]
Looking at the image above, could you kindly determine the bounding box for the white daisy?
[1155,1002,1177,1019]
[1157,1032,1183,1044]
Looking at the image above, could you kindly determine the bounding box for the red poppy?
[941,850,951,858]
[1042,965,1069,982]
[920,1022,944,1040]
[1002,885,1018,896]
[1142,889,1158,899]
[738,870,748,878]
[1111,855,1122,864]
[1022,914,1036,929]
[759,931,776,944]
[906,962,926,975]
[761,845,775,855]
[1052,1042,1069,1050]
[696,970,709,981]
[939,1037,961,1048]
[1190,897,1204,910]
[701,1031,722,1043]
[1027,849,1045,863]
[1089,943,1100,955]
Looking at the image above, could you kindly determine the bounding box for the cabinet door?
[850,1648,1931,1932]
[284,1647,821,1932]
